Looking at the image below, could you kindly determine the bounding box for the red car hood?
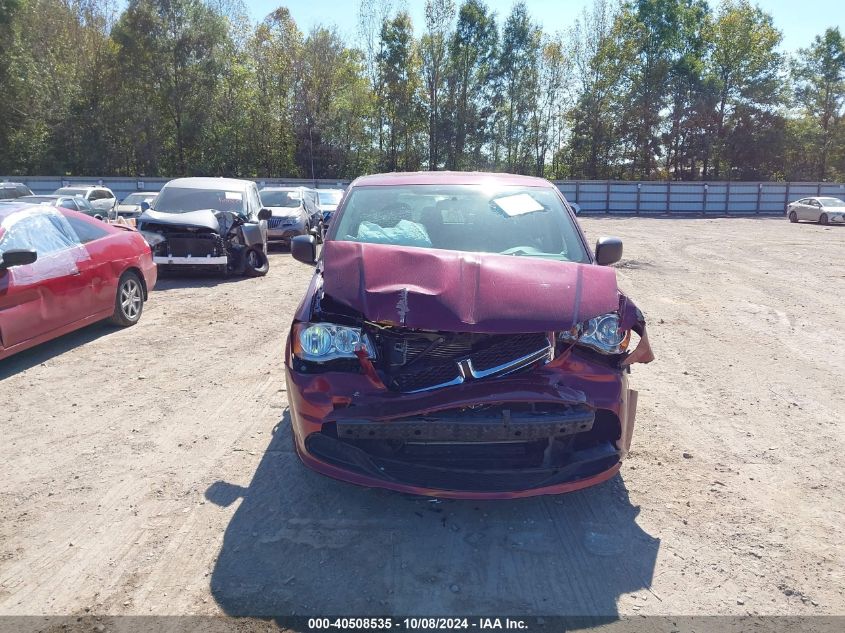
[320,241,619,333]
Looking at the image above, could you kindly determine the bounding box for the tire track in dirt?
[2,222,844,616]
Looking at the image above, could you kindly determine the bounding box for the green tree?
[296,26,374,178]
[202,3,257,176]
[619,0,710,178]
[113,0,228,175]
[377,12,425,171]
[563,0,632,179]
[658,0,711,179]
[1,0,117,174]
[792,27,845,180]
[0,0,23,170]
[246,7,301,177]
[357,0,395,165]
[495,1,541,172]
[420,0,455,169]
[443,0,497,170]
[706,0,784,179]
[529,35,569,177]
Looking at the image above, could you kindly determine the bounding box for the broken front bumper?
[153,255,228,265]
[284,346,637,498]
[147,231,230,268]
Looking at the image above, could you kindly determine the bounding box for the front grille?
[268,217,294,229]
[470,333,550,371]
[393,363,463,392]
[403,337,472,361]
[156,235,221,258]
[371,330,550,393]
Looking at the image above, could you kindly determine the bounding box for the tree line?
[0,0,843,181]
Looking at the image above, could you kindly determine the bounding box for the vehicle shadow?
[152,252,295,291]
[0,321,116,380]
[151,273,253,291]
[206,411,660,620]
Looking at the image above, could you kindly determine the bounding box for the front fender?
[240,221,265,248]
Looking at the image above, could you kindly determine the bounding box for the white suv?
[53,185,117,216]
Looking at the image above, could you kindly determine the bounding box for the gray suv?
[259,186,323,246]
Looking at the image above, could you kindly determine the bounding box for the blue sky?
[243,0,842,53]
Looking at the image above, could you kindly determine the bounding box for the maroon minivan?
[284,172,653,498]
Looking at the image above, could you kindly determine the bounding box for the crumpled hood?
[321,241,619,333]
[138,208,221,232]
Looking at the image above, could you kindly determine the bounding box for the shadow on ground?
[151,273,252,291]
[206,412,660,619]
[151,252,298,291]
[0,321,117,380]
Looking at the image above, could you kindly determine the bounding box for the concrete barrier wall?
[554,180,845,215]
[4,175,844,215]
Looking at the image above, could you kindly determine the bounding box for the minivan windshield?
[318,190,342,206]
[332,184,588,262]
[152,187,245,214]
[261,189,301,208]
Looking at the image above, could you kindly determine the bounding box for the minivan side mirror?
[595,236,623,266]
[291,235,316,264]
[0,248,38,270]
[140,200,151,212]
[258,208,272,221]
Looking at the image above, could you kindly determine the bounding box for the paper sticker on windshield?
[224,191,243,200]
[492,193,545,216]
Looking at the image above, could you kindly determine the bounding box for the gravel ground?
[0,217,843,621]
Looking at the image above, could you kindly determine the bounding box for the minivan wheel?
[819,213,829,225]
[110,271,143,326]
[244,247,269,277]
[788,210,797,223]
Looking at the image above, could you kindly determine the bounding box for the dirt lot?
[0,218,843,620]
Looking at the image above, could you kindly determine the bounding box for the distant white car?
[53,185,117,216]
[115,192,158,218]
[787,196,845,225]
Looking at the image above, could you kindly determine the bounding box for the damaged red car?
[285,172,653,498]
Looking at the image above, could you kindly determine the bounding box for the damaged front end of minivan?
[285,240,654,498]
[136,209,268,276]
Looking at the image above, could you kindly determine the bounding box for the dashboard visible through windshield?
[152,187,246,214]
[331,184,588,262]
[260,190,302,208]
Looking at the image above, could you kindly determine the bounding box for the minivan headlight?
[292,323,376,362]
[559,313,630,354]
